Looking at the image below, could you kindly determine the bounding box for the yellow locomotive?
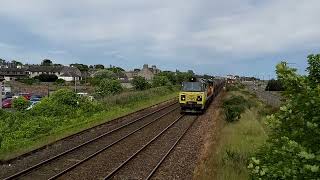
[179,77,225,113]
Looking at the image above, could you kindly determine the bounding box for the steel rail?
[103,114,185,180]
[4,102,178,180]
[145,115,199,180]
[47,106,179,180]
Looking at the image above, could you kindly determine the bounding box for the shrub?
[12,97,29,111]
[265,79,284,91]
[17,78,38,85]
[35,74,58,82]
[222,95,253,122]
[132,76,150,90]
[95,79,123,97]
[152,75,171,87]
[55,78,66,85]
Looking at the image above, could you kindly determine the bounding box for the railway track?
[3,101,179,180]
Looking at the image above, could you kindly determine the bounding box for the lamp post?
[0,78,4,109]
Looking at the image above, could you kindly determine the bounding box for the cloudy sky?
[0,0,319,78]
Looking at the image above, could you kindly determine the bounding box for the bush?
[95,79,123,97]
[152,75,171,87]
[265,79,284,91]
[12,97,29,111]
[35,74,58,82]
[223,95,253,122]
[132,76,150,90]
[17,78,38,85]
[55,78,65,85]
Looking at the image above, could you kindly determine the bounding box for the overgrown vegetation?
[194,88,270,180]
[222,95,255,122]
[249,54,320,179]
[12,97,29,111]
[0,86,178,160]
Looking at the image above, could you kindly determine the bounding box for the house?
[26,65,82,81]
[0,68,29,81]
[125,64,160,80]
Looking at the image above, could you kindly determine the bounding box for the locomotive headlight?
[180,95,186,101]
[197,95,202,101]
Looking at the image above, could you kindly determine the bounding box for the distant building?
[125,64,160,80]
[26,65,82,81]
[0,68,29,81]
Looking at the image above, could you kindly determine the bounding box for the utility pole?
[0,79,4,109]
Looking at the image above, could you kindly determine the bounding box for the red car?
[2,98,12,108]
[18,93,32,100]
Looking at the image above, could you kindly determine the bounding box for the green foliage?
[70,63,89,72]
[54,78,65,85]
[94,64,105,69]
[158,71,177,84]
[41,59,53,66]
[132,76,150,90]
[12,97,29,111]
[176,71,193,84]
[88,69,116,86]
[35,74,58,82]
[152,75,171,87]
[17,78,38,85]
[265,79,284,91]
[249,55,320,179]
[95,79,123,96]
[223,95,254,122]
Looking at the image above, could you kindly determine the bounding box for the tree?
[106,66,125,79]
[11,60,23,66]
[265,79,284,91]
[94,64,105,69]
[36,74,58,82]
[249,55,320,179]
[95,79,123,96]
[152,75,170,87]
[70,63,89,72]
[88,69,116,86]
[158,71,177,84]
[41,59,53,66]
[132,76,150,90]
[12,97,29,111]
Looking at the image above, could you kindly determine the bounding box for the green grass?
[195,89,272,180]
[0,86,178,161]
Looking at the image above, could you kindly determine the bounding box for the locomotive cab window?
[181,82,204,92]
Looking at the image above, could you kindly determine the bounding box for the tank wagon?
[179,77,225,113]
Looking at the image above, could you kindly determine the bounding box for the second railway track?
[2,101,179,180]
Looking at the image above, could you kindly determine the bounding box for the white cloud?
[0,0,319,69]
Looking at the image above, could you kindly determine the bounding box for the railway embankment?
[0,86,178,162]
[193,84,275,180]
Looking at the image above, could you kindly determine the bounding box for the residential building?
[125,64,160,80]
[26,65,82,81]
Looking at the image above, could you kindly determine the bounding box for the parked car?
[18,93,32,100]
[29,95,42,102]
[26,101,40,110]
[2,98,12,108]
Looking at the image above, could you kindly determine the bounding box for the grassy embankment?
[195,84,277,180]
[0,86,178,161]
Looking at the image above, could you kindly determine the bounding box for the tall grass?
[194,89,271,180]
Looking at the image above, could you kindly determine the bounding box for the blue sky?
[0,0,318,78]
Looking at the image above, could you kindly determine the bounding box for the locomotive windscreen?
[181,82,203,92]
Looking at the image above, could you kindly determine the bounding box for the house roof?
[26,66,64,72]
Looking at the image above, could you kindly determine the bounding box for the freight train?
[179,77,225,113]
